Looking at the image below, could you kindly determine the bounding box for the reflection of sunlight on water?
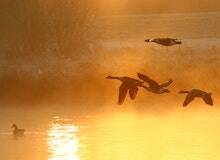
[47,117,79,160]
[45,111,220,160]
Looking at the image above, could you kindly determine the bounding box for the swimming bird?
[145,38,182,46]
[106,76,147,104]
[11,124,25,136]
[137,73,173,94]
[179,89,213,107]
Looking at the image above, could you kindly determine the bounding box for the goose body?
[179,89,213,107]
[145,38,182,46]
[106,76,147,104]
[11,124,25,136]
[137,73,173,94]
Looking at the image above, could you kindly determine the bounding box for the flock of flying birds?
[106,38,213,107]
[10,38,213,136]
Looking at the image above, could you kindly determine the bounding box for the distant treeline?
[0,0,97,58]
[0,0,102,105]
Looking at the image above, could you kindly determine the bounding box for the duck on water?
[11,124,25,136]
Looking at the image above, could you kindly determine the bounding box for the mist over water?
[1,10,220,160]
[1,12,220,108]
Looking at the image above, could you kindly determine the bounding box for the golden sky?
[96,0,220,14]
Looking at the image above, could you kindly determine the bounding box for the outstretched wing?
[118,83,129,105]
[183,94,195,107]
[137,73,159,88]
[202,94,213,106]
[160,80,173,88]
[129,87,138,100]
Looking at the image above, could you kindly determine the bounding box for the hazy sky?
[97,0,220,14]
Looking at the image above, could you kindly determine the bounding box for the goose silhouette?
[145,38,182,46]
[11,124,25,136]
[106,76,147,104]
[179,89,213,107]
[137,73,173,94]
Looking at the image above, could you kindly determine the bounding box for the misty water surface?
[1,12,220,160]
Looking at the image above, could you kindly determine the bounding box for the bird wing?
[129,86,139,100]
[118,83,129,105]
[137,73,159,88]
[160,79,173,88]
[183,93,195,107]
[202,94,213,106]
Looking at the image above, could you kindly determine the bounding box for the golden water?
[48,110,220,160]
[1,107,219,160]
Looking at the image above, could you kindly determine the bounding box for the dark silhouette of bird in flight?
[145,38,182,46]
[106,76,147,104]
[137,73,173,94]
[11,124,25,136]
[179,89,213,107]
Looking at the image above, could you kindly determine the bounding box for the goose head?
[106,76,114,79]
[106,76,121,80]
[11,124,18,129]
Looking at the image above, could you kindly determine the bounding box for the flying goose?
[145,38,182,46]
[11,124,25,136]
[106,76,147,104]
[179,89,213,107]
[137,73,173,94]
